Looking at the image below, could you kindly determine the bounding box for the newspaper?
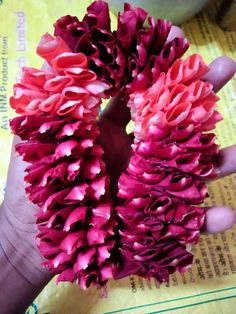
[0,0,236,313]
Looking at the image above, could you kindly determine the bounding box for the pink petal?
[51,52,87,71]
[74,247,96,272]
[64,183,89,203]
[89,176,107,200]
[60,230,86,254]
[87,227,106,245]
[100,265,113,281]
[39,93,62,113]
[36,33,71,64]
[65,68,97,81]
[90,201,111,228]
[44,75,74,92]
[63,206,88,231]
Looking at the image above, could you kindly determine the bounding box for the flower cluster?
[10,19,116,288]
[11,114,117,288]
[11,33,110,120]
[10,0,222,288]
[54,1,126,91]
[115,3,189,92]
[54,1,189,93]
[116,54,222,281]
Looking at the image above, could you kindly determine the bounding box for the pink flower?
[129,54,222,140]
[10,34,111,120]
[54,1,126,91]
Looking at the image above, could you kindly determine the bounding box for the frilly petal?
[36,33,71,64]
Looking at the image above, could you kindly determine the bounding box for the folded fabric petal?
[36,33,71,64]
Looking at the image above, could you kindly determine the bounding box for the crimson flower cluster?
[10,12,116,288]
[54,1,189,92]
[116,54,221,281]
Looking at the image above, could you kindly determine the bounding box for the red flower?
[54,1,189,94]
[116,240,194,283]
[115,54,221,282]
[54,1,126,91]
[10,114,117,289]
[115,3,189,92]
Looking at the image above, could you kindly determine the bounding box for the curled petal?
[65,68,97,81]
[63,206,88,231]
[44,75,74,92]
[90,202,111,228]
[37,33,71,64]
[10,84,47,114]
[87,228,107,245]
[51,52,87,71]
[21,67,54,88]
[39,93,62,113]
[60,231,86,254]
[64,183,89,203]
[84,0,111,31]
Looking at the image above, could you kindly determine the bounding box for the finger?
[4,136,39,225]
[166,25,185,42]
[202,56,236,92]
[203,206,236,233]
[5,136,26,190]
[213,145,236,179]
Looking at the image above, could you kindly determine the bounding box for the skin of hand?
[0,136,52,314]
[0,27,236,314]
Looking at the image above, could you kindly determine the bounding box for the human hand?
[0,136,52,314]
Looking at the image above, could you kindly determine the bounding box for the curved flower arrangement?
[116,54,221,281]
[10,1,222,289]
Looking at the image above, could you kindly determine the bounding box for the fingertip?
[167,25,185,42]
[204,206,236,234]
[202,56,236,92]
[214,145,236,179]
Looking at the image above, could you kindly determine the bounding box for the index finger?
[202,56,236,92]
